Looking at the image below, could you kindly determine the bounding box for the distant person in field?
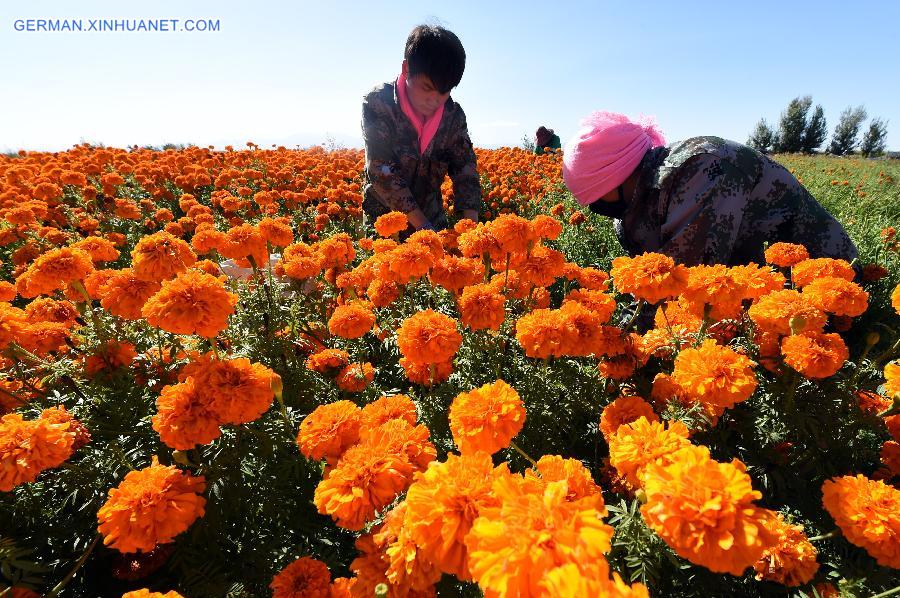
[562,111,858,267]
[361,25,482,234]
[534,126,561,155]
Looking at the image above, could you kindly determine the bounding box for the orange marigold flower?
[487,213,534,255]
[730,264,787,301]
[374,211,409,237]
[457,284,506,331]
[142,270,238,338]
[381,243,434,284]
[531,214,563,241]
[360,395,418,433]
[131,231,197,282]
[517,244,566,288]
[282,242,324,279]
[360,418,436,472]
[429,255,484,293]
[16,247,95,298]
[887,361,900,398]
[152,379,222,450]
[270,556,332,598]
[335,362,375,393]
[305,349,350,374]
[575,266,610,290]
[880,441,900,477]
[641,445,777,576]
[524,455,603,508]
[855,390,892,415]
[672,339,758,419]
[313,442,414,530]
[540,562,649,597]
[466,474,615,597]
[753,514,819,587]
[781,331,849,379]
[0,411,75,491]
[403,453,508,580]
[680,264,746,320]
[297,400,362,462]
[184,355,277,425]
[97,461,206,553]
[514,308,572,359]
[24,297,79,326]
[99,269,162,320]
[610,252,688,304]
[791,258,855,288]
[563,288,616,323]
[449,380,525,455]
[366,278,401,308]
[457,224,501,259]
[121,591,184,598]
[328,301,376,339]
[400,357,453,387]
[892,283,900,315]
[258,217,294,247]
[0,281,15,302]
[821,474,900,569]
[72,236,120,263]
[608,416,691,488]
[374,502,443,595]
[599,396,658,440]
[802,277,869,317]
[191,226,226,255]
[748,289,826,336]
[396,310,461,365]
[765,242,809,268]
[316,233,356,269]
[219,223,268,267]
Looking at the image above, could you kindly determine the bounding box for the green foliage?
[775,96,813,153]
[860,118,889,158]
[829,106,868,156]
[748,118,776,154]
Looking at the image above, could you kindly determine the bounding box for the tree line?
[748,96,888,157]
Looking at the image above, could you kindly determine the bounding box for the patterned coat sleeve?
[445,107,482,214]
[361,95,419,215]
[657,153,752,266]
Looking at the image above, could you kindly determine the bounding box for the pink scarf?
[396,73,444,155]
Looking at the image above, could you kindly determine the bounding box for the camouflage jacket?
[361,81,482,230]
[609,136,858,266]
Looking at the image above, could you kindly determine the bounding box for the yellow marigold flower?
[449,380,526,455]
[821,474,900,569]
[396,309,462,365]
[765,242,809,268]
[748,289,826,336]
[610,252,688,304]
[296,400,361,462]
[672,339,758,419]
[781,331,849,379]
[403,453,508,580]
[97,461,206,553]
[753,515,819,587]
[141,270,238,338]
[791,257,855,288]
[466,475,615,597]
[641,445,778,576]
[801,277,869,317]
[313,442,414,531]
[0,412,75,491]
[269,556,332,598]
[599,395,658,440]
[608,417,691,488]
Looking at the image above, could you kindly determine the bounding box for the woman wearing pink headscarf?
[562,111,857,267]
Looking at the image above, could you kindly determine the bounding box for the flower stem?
[808,529,839,542]
[46,534,100,598]
[510,440,536,467]
[871,586,900,598]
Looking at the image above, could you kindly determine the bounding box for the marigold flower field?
[1,144,899,597]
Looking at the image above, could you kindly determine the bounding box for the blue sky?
[1,0,898,152]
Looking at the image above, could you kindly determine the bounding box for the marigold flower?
[360,395,418,433]
[0,411,75,491]
[191,226,226,255]
[791,257,855,288]
[487,213,534,255]
[540,562,649,598]
[374,503,443,595]
[752,514,819,586]
[575,267,610,290]
[892,283,900,315]
[802,277,869,317]
[313,442,414,530]
[641,445,777,576]
[16,246,95,298]
[220,223,268,267]
[328,301,376,339]
[610,252,688,304]
[449,380,525,455]
[297,400,362,462]
[142,270,238,338]
[765,242,809,267]
[672,339,758,419]
[403,453,508,580]
[305,348,350,374]
[514,308,572,359]
[730,264,787,301]
[881,441,900,476]
[467,475,615,597]
[680,264,747,320]
[72,236,120,263]
[184,355,277,424]
[599,396,658,440]
[374,211,409,237]
[258,217,294,247]
[396,310,461,365]
[608,417,691,488]
[121,591,184,598]
[360,419,436,472]
[457,284,506,331]
[269,556,332,598]
[887,361,900,398]
[97,461,206,553]
[131,231,197,282]
[524,455,603,508]
[316,233,356,269]
[780,331,849,379]
[152,379,222,450]
[335,362,375,393]
[429,255,485,292]
[748,289,826,336]
[281,242,324,279]
[517,244,566,288]
[381,243,434,284]
[821,474,900,569]
[562,289,616,323]
[24,297,79,326]
[399,357,453,387]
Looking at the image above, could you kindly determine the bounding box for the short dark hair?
[404,25,466,94]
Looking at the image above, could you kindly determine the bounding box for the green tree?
[774,95,812,153]
[747,119,776,154]
[800,105,828,153]
[828,105,868,155]
[860,117,888,157]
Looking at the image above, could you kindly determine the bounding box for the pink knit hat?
[562,111,666,206]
